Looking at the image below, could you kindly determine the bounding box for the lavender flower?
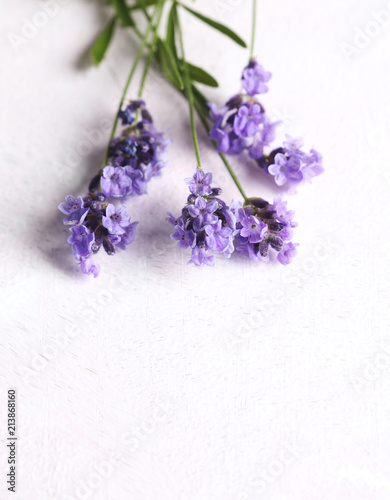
[235,197,298,265]
[67,225,95,260]
[102,204,131,235]
[168,169,237,267]
[185,169,213,196]
[171,226,196,249]
[186,197,218,230]
[239,215,267,243]
[209,60,323,189]
[241,59,272,96]
[80,257,100,278]
[101,166,132,197]
[188,247,215,267]
[59,192,138,277]
[233,103,264,138]
[91,100,169,200]
[277,242,299,266]
[208,78,277,160]
[259,134,324,187]
[58,195,89,226]
[115,221,138,251]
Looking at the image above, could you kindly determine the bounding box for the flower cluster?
[167,169,239,267]
[58,194,138,277]
[257,135,324,187]
[235,197,298,265]
[168,170,298,267]
[89,100,169,199]
[208,59,276,160]
[209,59,323,188]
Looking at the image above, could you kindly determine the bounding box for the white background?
[1,0,390,498]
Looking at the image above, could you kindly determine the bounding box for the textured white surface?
[1,0,390,498]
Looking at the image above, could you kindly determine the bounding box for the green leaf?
[91,17,116,66]
[181,5,247,48]
[157,38,184,89]
[110,0,134,26]
[186,62,218,87]
[129,0,158,9]
[166,3,178,59]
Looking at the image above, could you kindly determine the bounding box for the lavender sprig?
[59,0,167,277]
[208,57,323,189]
[59,193,138,277]
[168,171,299,267]
[168,169,238,267]
[90,99,169,199]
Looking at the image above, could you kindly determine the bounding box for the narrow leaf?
[182,5,247,48]
[157,38,184,89]
[187,62,218,87]
[129,0,158,9]
[110,0,134,26]
[166,3,178,59]
[91,17,116,66]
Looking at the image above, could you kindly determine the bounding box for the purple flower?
[277,242,299,265]
[208,101,249,155]
[170,170,237,267]
[283,135,304,152]
[101,166,132,197]
[234,198,298,265]
[58,195,89,226]
[241,59,272,96]
[186,196,218,231]
[145,160,164,181]
[88,100,169,201]
[185,169,213,196]
[67,225,95,260]
[124,166,147,196]
[171,226,196,249]
[118,108,135,126]
[268,153,304,186]
[233,103,264,138]
[188,248,215,267]
[120,138,137,157]
[102,204,131,235]
[60,191,138,276]
[239,215,268,243]
[205,220,234,254]
[267,135,323,187]
[273,197,297,227]
[248,119,277,159]
[80,257,100,278]
[302,149,324,182]
[127,99,145,112]
[115,221,138,250]
[166,212,184,227]
[223,200,242,230]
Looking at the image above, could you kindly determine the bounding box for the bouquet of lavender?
[59,0,323,276]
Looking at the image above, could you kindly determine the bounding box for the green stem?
[175,6,202,168]
[219,153,248,202]
[250,0,257,59]
[132,8,248,201]
[101,3,160,168]
[138,0,165,98]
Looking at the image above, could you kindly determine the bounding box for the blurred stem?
[175,5,202,168]
[250,0,257,59]
[138,0,166,98]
